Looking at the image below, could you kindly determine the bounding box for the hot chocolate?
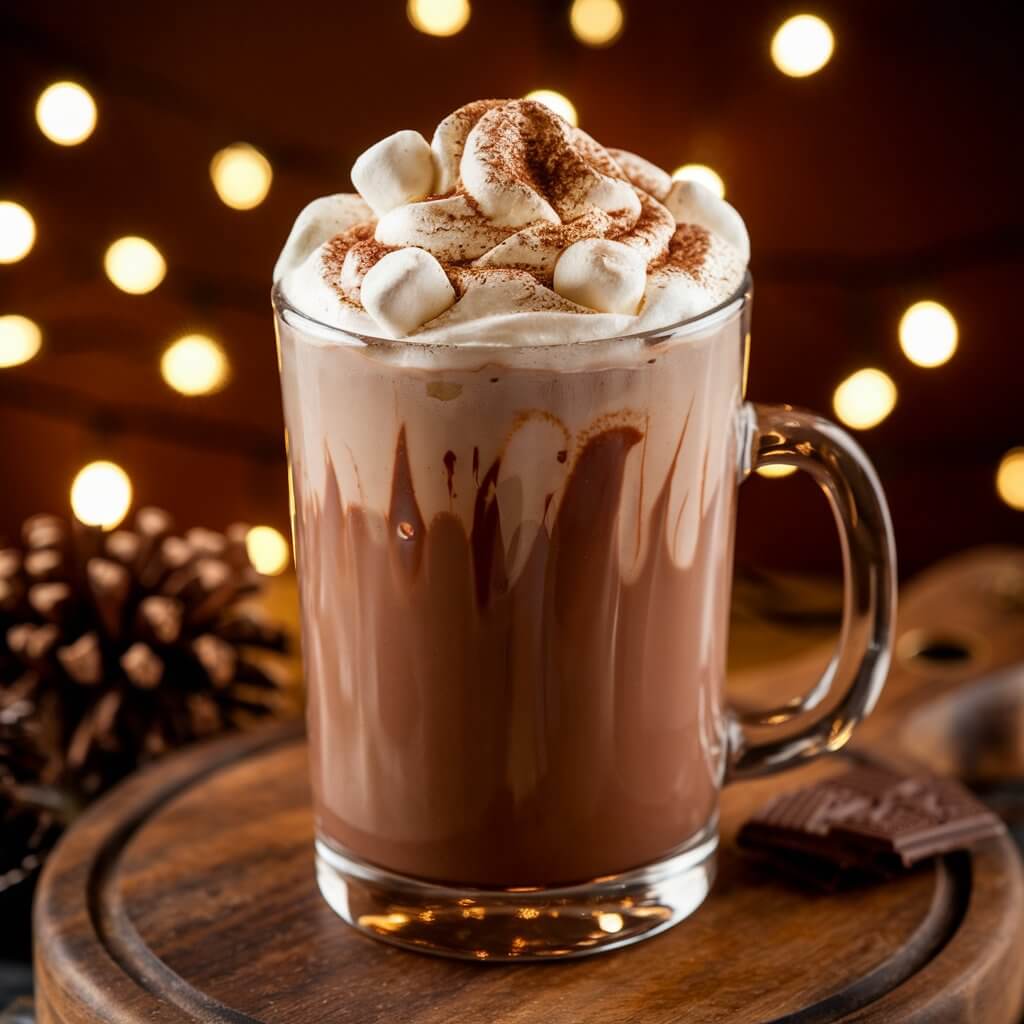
[274,99,894,960]
[277,303,744,886]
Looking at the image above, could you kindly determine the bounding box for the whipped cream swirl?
[276,99,749,344]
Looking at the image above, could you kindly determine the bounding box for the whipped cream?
[276,99,749,344]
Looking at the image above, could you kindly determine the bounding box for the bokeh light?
[569,0,624,47]
[407,0,471,37]
[524,89,579,127]
[899,300,958,368]
[757,463,798,479]
[996,449,1024,511]
[0,315,42,369]
[771,14,835,77]
[833,368,897,430]
[246,525,290,575]
[671,164,726,199]
[0,202,36,264]
[210,143,273,210]
[35,81,97,145]
[71,461,133,530]
[161,334,229,396]
[597,912,624,933]
[104,236,166,294]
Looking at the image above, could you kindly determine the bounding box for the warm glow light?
[0,316,42,369]
[71,461,133,530]
[246,526,290,575]
[996,449,1024,511]
[671,164,726,199]
[899,300,958,368]
[104,236,166,294]
[161,334,229,396]
[210,143,273,211]
[569,0,624,46]
[757,463,798,479]
[524,89,578,127]
[0,202,36,264]
[35,81,97,145]
[597,912,624,933]
[771,14,834,77]
[407,0,471,36]
[833,368,897,430]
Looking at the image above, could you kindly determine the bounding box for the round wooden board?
[32,723,1023,1024]
[33,548,1024,1023]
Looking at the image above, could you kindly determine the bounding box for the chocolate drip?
[442,450,457,501]
[469,456,505,608]
[387,427,426,577]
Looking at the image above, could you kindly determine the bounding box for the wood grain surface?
[33,547,1024,1023]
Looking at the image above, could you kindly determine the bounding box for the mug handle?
[725,402,898,780]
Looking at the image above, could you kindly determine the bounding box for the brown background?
[1,0,1022,575]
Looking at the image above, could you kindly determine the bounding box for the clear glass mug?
[273,274,896,960]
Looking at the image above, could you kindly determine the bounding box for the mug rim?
[272,271,752,353]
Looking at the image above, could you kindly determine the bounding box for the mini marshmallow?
[662,180,750,263]
[272,194,372,282]
[586,176,642,218]
[607,149,673,201]
[351,130,435,217]
[553,238,647,315]
[360,247,456,337]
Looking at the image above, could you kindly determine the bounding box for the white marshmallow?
[607,149,673,201]
[360,247,456,337]
[553,238,647,315]
[351,130,435,217]
[272,194,372,282]
[662,180,750,262]
[586,176,642,218]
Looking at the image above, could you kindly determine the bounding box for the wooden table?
[33,548,1024,1023]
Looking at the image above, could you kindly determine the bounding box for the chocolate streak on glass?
[284,321,741,887]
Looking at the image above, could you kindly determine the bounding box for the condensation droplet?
[397,521,416,540]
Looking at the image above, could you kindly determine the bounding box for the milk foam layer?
[276,100,749,344]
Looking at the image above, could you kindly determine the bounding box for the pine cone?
[0,698,64,894]
[0,509,293,805]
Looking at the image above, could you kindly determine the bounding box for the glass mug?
[273,274,896,960]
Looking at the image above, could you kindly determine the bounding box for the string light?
[996,449,1024,511]
[245,526,290,575]
[407,0,471,36]
[210,143,273,210]
[161,334,229,396]
[833,368,897,430]
[569,0,624,47]
[0,315,42,369]
[35,81,97,146]
[70,461,133,530]
[524,89,578,127]
[756,464,798,479]
[671,164,726,199]
[104,236,166,294]
[771,14,834,77]
[899,300,958,368]
[0,202,36,264]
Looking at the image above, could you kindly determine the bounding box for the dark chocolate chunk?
[738,763,1006,879]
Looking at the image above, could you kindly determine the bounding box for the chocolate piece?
[120,642,163,689]
[739,764,1006,878]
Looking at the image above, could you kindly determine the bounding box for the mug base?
[314,825,717,961]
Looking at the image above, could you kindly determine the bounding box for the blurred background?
[1,0,1022,580]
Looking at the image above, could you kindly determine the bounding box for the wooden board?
[33,548,1024,1023]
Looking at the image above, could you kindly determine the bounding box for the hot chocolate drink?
[273,99,894,959]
